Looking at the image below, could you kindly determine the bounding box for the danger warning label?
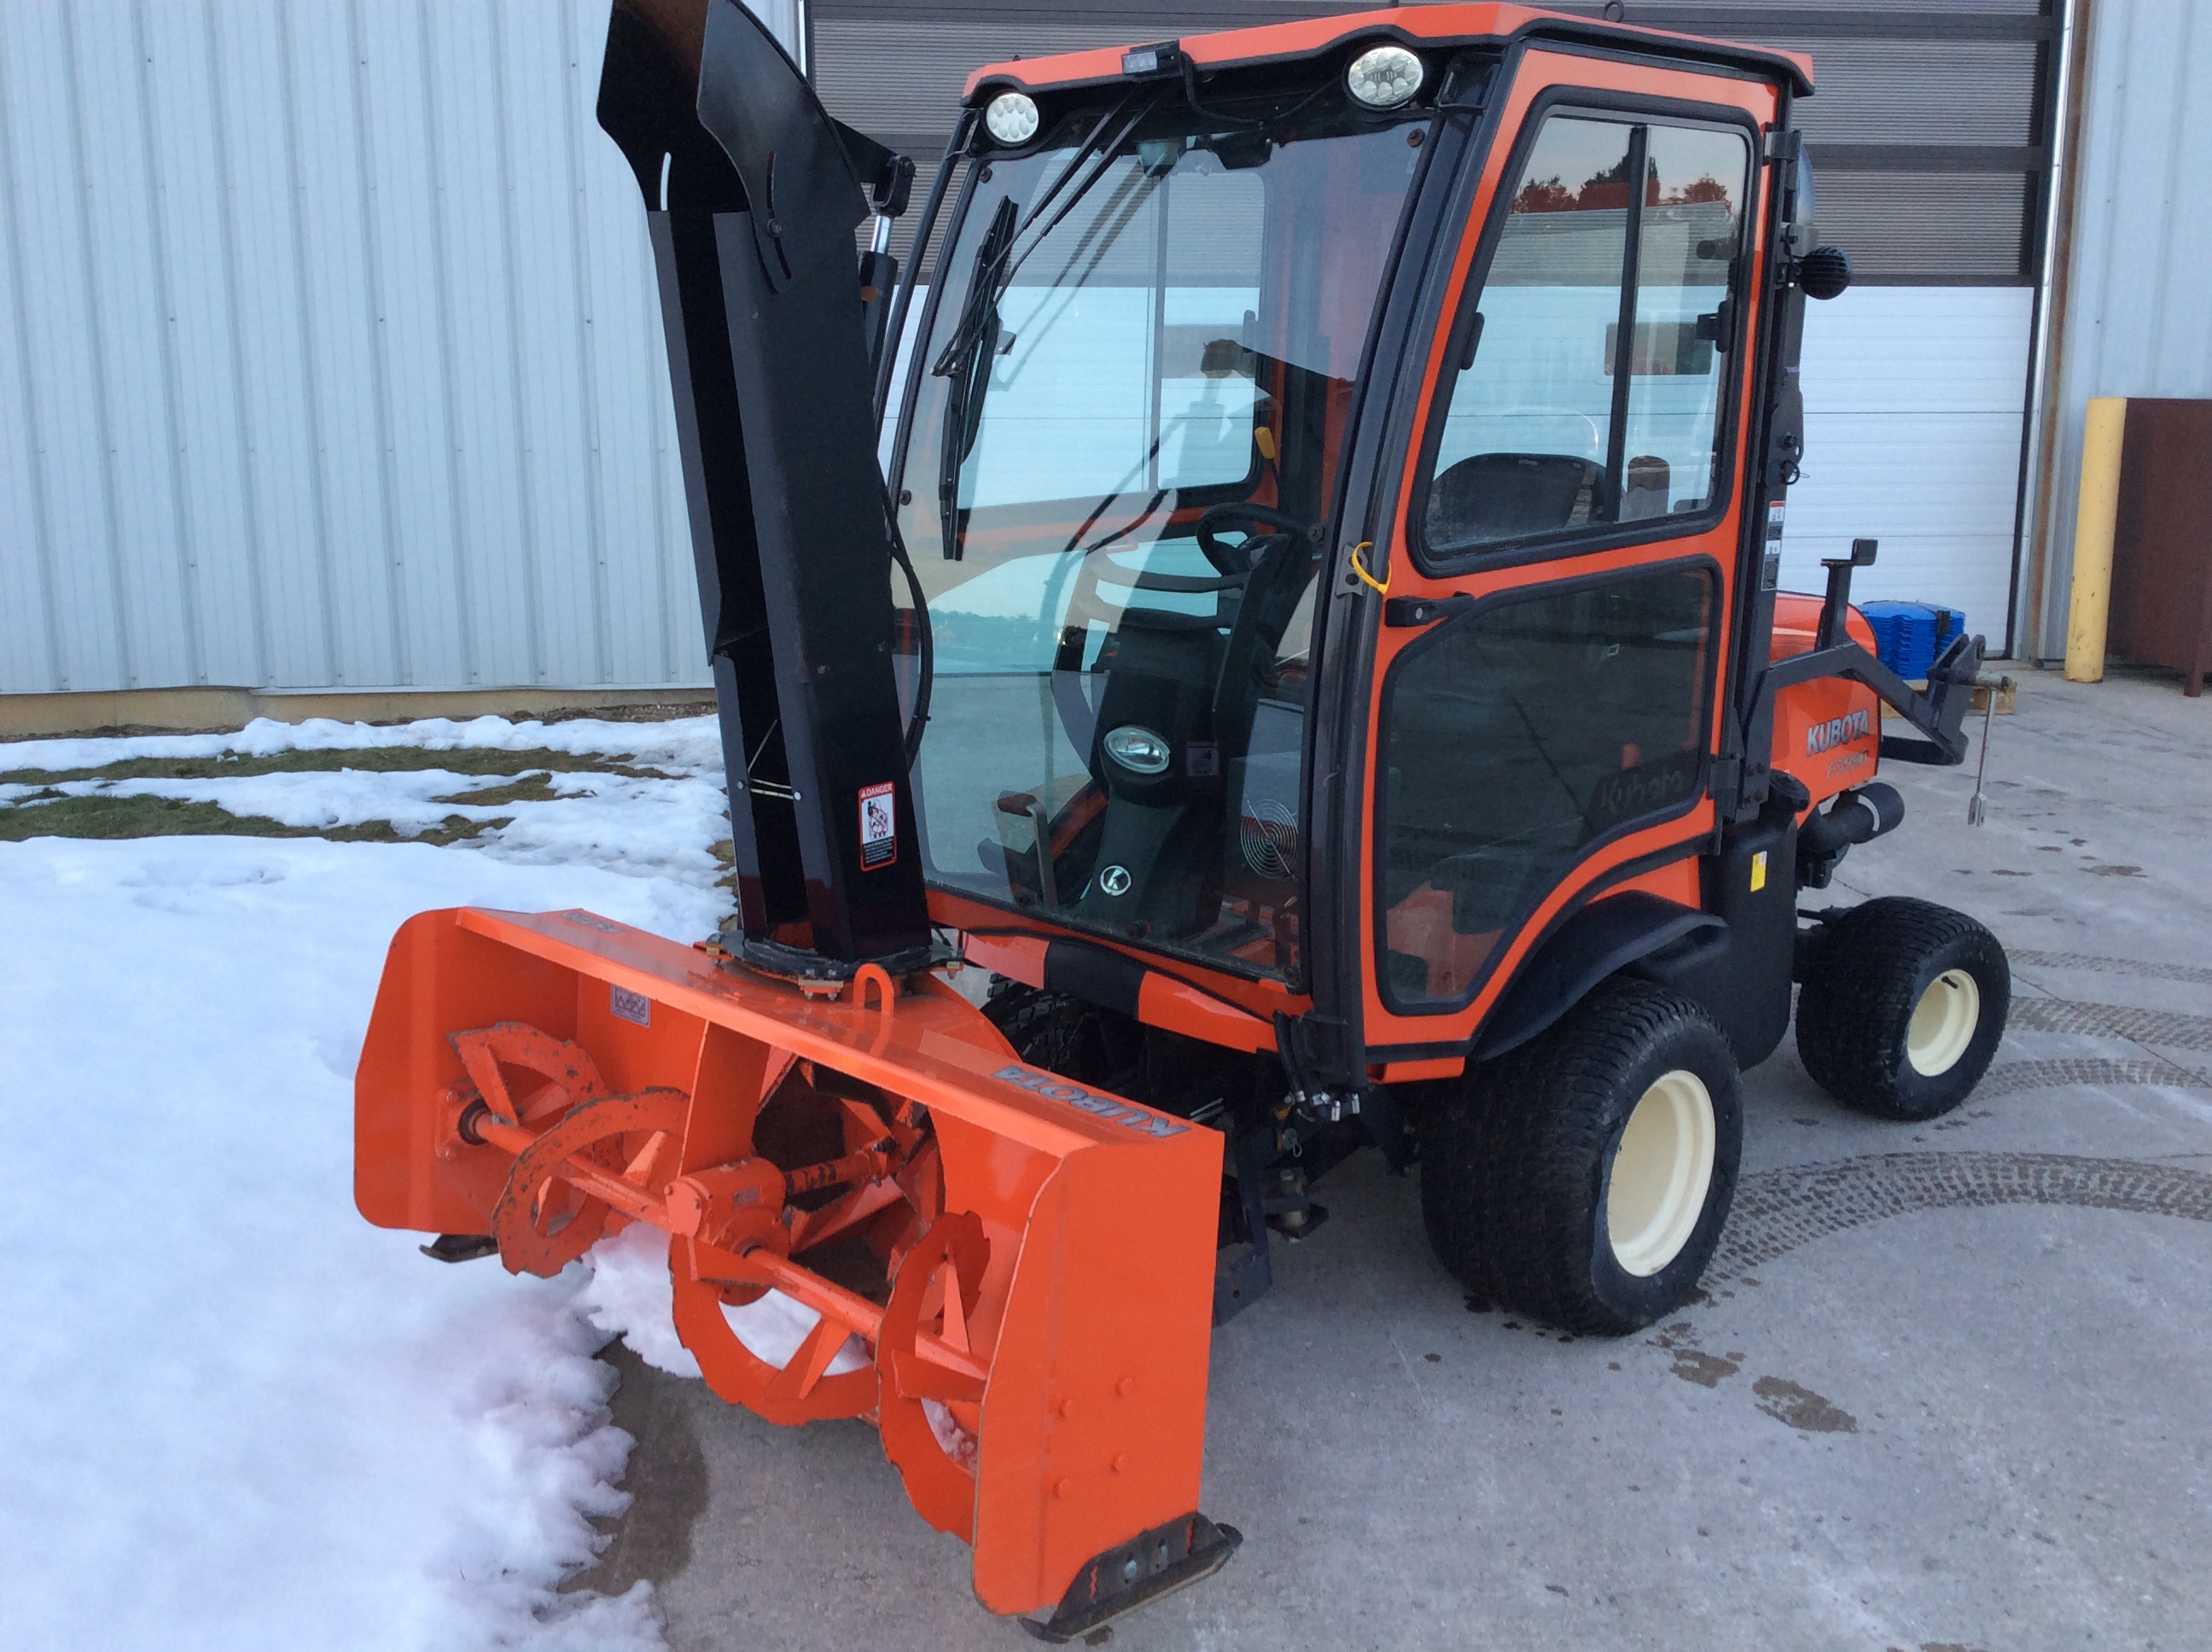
[858,781,897,870]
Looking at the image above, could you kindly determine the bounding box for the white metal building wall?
[2029,0,2212,660]
[1781,288,2035,642]
[0,0,708,696]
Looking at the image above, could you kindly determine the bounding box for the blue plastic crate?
[1860,601,1967,680]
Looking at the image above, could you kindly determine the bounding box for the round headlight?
[984,90,1040,147]
[1103,724,1172,776]
[1345,44,1424,109]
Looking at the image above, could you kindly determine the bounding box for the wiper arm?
[931,91,1162,559]
[930,90,1160,379]
[935,195,1017,559]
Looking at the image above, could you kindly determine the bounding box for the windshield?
[890,90,1430,980]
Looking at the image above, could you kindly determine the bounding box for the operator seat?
[1212,533,1316,760]
[1070,526,1314,937]
[1426,451,1592,546]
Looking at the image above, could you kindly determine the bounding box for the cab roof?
[962,3,1813,105]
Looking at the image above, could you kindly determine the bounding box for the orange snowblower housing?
[358,3,2003,1639]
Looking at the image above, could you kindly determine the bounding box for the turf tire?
[1795,897,2009,1121]
[981,984,1136,1088]
[1420,978,1743,1336]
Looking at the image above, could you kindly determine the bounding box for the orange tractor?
[356,3,2010,1637]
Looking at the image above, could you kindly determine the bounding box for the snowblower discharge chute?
[360,0,2017,1637]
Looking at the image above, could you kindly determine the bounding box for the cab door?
[1354,50,1781,1062]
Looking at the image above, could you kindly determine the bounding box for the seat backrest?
[1425,451,1591,547]
[1212,534,1316,764]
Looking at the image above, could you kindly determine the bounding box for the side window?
[1377,564,1715,1007]
[1423,114,1749,556]
[1622,127,1750,518]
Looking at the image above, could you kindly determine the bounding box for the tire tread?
[1796,897,2010,1120]
[1422,978,1741,1335]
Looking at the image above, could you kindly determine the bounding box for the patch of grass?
[0,794,506,846]
[428,773,565,808]
[0,746,678,788]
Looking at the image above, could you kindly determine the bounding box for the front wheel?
[1796,897,2010,1121]
[1420,979,1743,1335]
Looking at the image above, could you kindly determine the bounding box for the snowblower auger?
[356,904,1231,1620]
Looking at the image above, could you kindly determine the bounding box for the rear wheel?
[1420,979,1743,1335]
[1796,897,2009,1121]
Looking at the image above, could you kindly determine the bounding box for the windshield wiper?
[930,90,1157,381]
[930,90,1166,558]
[934,196,1016,559]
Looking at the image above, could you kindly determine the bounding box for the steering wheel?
[1196,503,1312,578]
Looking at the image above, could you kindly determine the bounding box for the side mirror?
[1800,245,1852,301]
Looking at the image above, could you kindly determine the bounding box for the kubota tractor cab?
[355,3,2009,1637]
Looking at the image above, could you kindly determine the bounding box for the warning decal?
[859,781,897,870]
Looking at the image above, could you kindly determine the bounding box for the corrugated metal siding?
[3,0,2078,692]
[0,0,705,695]
[2030,0,2212,659]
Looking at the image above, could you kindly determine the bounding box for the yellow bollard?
[2064,397,2127,683]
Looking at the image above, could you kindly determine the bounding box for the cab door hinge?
[1708,753,1743,821]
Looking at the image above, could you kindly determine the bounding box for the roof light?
[1345,44,1424,109]
[1121,42,1184,79]
[984,91,1039,147]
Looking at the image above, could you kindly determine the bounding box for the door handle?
[1383,592,1476,628]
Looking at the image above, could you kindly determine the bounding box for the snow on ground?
[0,711,727,777]
[0,718,742,1651]
[577,1221,869,1382]
[0,713,733,887]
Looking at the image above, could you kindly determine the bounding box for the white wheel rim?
[1906,968,1980,1077]
[1606,1069,1716,1277]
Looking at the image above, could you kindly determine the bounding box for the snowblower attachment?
[356,0,1233,1631]
[357,907,1228,1624]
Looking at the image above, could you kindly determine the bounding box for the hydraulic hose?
[884,482,934,770]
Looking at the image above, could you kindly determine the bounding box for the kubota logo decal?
[1807,708,1871,754]
[993,1064,1189,1138]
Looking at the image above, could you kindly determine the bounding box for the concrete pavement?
[573,666,2212,1652]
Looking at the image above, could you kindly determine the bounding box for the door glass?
[1377,565,1715,1007]
[1619,126,1749,520]
[1426,116,1633,552]
[1423,114,1749,555]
